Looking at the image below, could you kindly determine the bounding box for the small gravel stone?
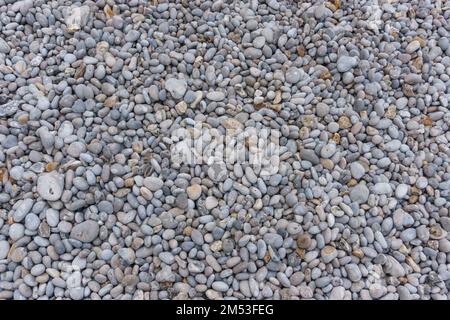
[350,162,365,180]
[0,0,447,302]
[37,172,64,201]
[337,56,358,72]
[406,40,421,53]
[297,234,311,249]
[286,67,302,84]
[369,283,387,299]
[395,184,409,199]
[315,103,329,117]
[321,246,338,264]
[165,78,187,99]
[143,177,164,192]
[70,220,99,243]
[373,183,393,195]
[320,143,336,158]
[206,91,225,102]
[0,240,10,260]
[13,198,33,222]
[350,184,370,203]
[187,184,202,200]
[205,196,218,210]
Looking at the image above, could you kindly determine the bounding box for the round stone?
[286,67,302,84]
[350,162,365,180]
[296,234,312,249]
[67,141,86,158]
[165,78,187,99]
[24,213,40,231]
[206,91,225,101]
[205,196,218,210]
[373,183,392,194]
[37,172,64,201]
[350,184,370,204]
[315,102,330,117]
[190,229,204,246]
[45,209,59,227]
[321,246,338,263]
[187,184,202,200]
[320,143,336,158]
[416,177,428,189]
[369,283,387,299]
[143,177,164,191]
[336,55,358,72]
[395,184,409,199]
[13,198,33,222]
[9,223,25,241]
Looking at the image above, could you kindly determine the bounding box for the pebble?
[9,224,24,241]
[373,183,392,194]
[186,184,202,200]
[25,214,40,231]
[286,67,302,84]
[125,30,140,42]
[0,0,447,302]
[406,40,421,53]
[400,228,417,242]
[350,162,365,180]
[329,287,345,300]
[205,197,218,210]
[212,281,229,292]
[383,140,401,152]
[369,283,387,299]
[70,220,99,243]
[0,240,9,260]
[143,177,164,192]
[415,177,428,189]
[0,38,10,53]
[296,234,312,249]
[395,184,409,199]
[206,91,225,102]
[345,264,362,282]
[350,184,370,203]
[336,56,358,72]
[36,172,64,201]
[320,143,336,159]
[300,149,320,165]
[315,103,329,117]
[165,78,187,99]
[13,198,33,222]
[118,248,135,265]
[321,246,338,264]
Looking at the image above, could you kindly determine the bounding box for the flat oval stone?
[13,198,34,222]
[70,220,99,243]
[165,78,187,99]
[37,172,64,201]
[186,184,202,200]
[206,91,225,101]
[321,246,338,263]
[337,55,358,72]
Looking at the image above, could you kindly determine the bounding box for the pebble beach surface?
[0,0,450,300]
